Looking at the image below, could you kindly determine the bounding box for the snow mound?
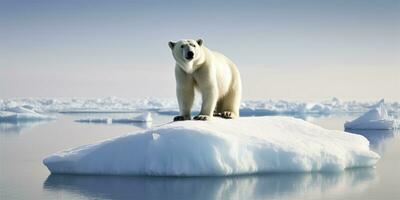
[75,113,153,124]
[43,116,379,176]
[0,106,55,123]
[345,99,397,130]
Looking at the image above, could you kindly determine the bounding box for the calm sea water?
[0,113,399,200]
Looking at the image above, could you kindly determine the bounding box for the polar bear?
[168,39,242,121]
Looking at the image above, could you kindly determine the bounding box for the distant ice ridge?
[240,98,399,116]
[345,99,398,130]
[0,105,55,123]
[1,97,399,115]
[75,113,153,124]
[43,116,379,176]
[0,97,177,113]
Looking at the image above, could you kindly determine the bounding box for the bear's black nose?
[186,51,194,60]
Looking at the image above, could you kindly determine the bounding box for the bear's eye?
[180,45,184,48]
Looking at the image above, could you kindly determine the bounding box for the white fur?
[169,39,242,120]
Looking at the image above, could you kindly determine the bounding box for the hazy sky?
[0,0,399,100]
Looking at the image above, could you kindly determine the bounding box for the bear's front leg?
[174,67,194,121]
[175,87,194,121]
[194,85,218,121]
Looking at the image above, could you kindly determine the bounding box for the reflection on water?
[345,129,398,152]
[0,121,50,135]
[43,169,376,200]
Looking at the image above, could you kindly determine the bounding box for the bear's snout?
[185,51,194,60]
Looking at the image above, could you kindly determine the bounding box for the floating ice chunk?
[75,113,153,125]
[345,99,397,130]
[44,116,379,176]
[113,112,153,123]
[0,106,55,123]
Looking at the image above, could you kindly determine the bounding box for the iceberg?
[0,106,55,123]
[43,116,379,176]
[345,100,397,130]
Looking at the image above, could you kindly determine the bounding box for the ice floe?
[75,113,153,124]
[43,116,379,176]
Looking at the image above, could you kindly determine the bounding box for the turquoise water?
[1,114,399,200]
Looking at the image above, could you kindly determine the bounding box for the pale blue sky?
[0,0,399,100]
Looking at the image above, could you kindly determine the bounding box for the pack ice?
[43,116,379,176]
[345,99,397,130]
[2,97,399,115]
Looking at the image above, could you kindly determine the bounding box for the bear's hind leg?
[194,83,218,120]
[220,90,240,119]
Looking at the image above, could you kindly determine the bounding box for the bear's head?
[168,39,204,74]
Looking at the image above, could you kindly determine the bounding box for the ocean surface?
[1,113,399,200]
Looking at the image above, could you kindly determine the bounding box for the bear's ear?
[196,39,203,46]
[168,41,176,49]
